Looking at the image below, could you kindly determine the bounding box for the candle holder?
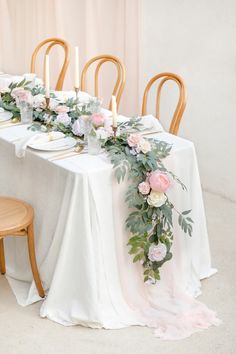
[45,96,50,110]
[74,87,79,103]
[112,126,118,142]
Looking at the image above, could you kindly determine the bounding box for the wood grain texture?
[141,72,187,135]
[80,54,126,110]
[30,37,70,91]
[0,197,44,297]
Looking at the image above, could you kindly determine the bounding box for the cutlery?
[139,130,164,136]
[48,145,86,161]
[0,122,22,129]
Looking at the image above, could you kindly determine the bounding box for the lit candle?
[112,95,117,128]
[74,46,79,89]
[45,55,50,98]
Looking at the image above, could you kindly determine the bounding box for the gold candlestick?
[112,126,117,141]
[75,87,79,102]
[45,97,50,110]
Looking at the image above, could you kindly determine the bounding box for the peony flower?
[32,94,45,109]
[96,127,110,140]
[149,171,171,193]
[139,138,151,154]
[127,133,141,148]
[72,119,84,136]
[91,112,105,127]
[148,243,167,262]
[138,181,151,195]
[55,113,71,127]
[147,190,167,207]
[55,105,70,114]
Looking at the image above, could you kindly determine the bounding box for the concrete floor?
[0,191,235,354]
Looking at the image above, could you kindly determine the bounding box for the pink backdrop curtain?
[0,0,140,115]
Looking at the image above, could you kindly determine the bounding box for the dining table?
[0,76,220,339]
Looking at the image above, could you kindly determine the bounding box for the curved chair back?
[141,72,187,135]
[80,55,126,110]
[30,37,70,91]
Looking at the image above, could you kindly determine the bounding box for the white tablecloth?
[0,73,42,89]
[0,124,220,339]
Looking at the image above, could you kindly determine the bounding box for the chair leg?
[0,238,6,275]
[27,223,45,298]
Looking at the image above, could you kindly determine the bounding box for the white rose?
[32,94,45,108]
[147,190,167,207]
[96,127,110,140]
[148,243,167,262]
[139,138,151,154]
[55,113,71,127]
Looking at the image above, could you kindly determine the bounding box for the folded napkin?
[106,113,164,133]
[135,114,164,132]
[15,131,65,158]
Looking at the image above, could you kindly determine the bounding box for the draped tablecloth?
[0,73,42,89]
[0,124,220,339]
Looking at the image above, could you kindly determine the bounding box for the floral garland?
[103,133,193,284]
[0,81,193,284]
[0,81,105,138]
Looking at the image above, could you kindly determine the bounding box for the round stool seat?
[0,197,34,236]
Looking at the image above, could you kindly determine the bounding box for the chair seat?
[0,197,34,236]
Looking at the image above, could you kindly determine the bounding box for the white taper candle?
[75,46,79,89]
[45,55,50,98]
[112,95,117,128]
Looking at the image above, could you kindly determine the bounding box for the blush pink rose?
[91,112,105,127]
[55,105,69,113]
[149,171,170,193]
[127,134,141,147]
[138,181,151,195]
[12,88,32,103]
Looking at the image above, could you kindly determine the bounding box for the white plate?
[29,137,77,151]
[0,111,13,122]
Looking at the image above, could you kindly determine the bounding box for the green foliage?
[178,210,194,237]
[103,133,194,284]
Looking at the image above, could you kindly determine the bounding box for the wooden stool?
[0,197,45,298]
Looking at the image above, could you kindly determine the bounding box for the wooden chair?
[141,72,187,135]
[30,37,70,91]
[0,197,44,298]
[80,55,126,110]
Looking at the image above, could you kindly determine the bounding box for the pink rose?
[55,105,69,113]
[127,134,141,147]
[149,171,170,193]
[12,88,32,103]
[91,112,105,127]
[138,181,150,195]
[148,243,167,262]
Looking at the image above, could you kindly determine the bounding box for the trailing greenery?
[103,133,193,283]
